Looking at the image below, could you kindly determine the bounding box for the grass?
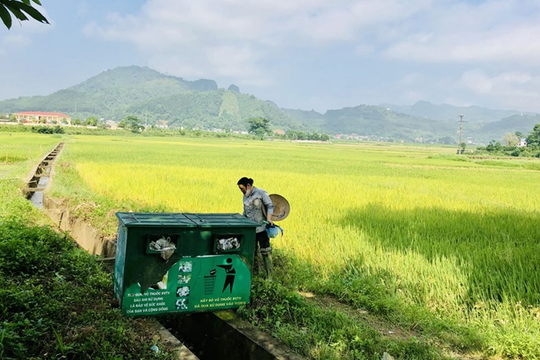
[21,133,540,359]
[0,132,60,179]
[240,275,443,360]
[0,133,173,359]
[0,220,162,359]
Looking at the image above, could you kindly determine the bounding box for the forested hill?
[71,66,218,93]
[383,100,518,122]
[0,65,537,143]
[477,114,540,136]
[285,103,537,144]
[283,105,457,142]
[0,66,308,132]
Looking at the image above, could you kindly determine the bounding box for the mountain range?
[1,65,539,144]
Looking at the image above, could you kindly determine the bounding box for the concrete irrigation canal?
[24,142,64,208]
[24,142,304,360]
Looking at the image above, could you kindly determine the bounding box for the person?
[237,177,274,279]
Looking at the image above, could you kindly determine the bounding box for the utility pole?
[458,114,465,154]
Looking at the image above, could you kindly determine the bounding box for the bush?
[31,125,64,134]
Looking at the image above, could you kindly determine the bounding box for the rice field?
[42,135,540,358]
[0,133,64,220]
[0,132,61,174]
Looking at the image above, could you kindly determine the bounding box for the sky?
[2,0,540,113]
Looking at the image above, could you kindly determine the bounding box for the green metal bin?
[114,212,259,316]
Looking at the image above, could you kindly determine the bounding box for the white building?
[517,138,527,147]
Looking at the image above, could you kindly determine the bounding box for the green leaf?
[16,1,48,23]
[1,0,48,26]
[0,5,13,28]
[4,3,29,21]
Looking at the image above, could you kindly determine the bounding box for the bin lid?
[116,212,197,227]
[183,213,259,228]
[116,212,259,228]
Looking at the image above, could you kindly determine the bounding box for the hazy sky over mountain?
[2,0,540,113]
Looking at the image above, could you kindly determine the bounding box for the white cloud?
[460,70,531,95]
[457,69,540,111]
[383,1,540,65]
[459,70,496,95]
[83,0,432,87]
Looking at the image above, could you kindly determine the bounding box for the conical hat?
[263,194,290,221]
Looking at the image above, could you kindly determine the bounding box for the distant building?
[155,120,169,129]
[14,111,72,125]
[105,120,119,130]
[517,138,527,147]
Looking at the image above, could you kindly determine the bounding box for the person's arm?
[261,191,274,225]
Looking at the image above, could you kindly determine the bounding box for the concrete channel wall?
[27,143,305,360]
[43,196,117,258]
